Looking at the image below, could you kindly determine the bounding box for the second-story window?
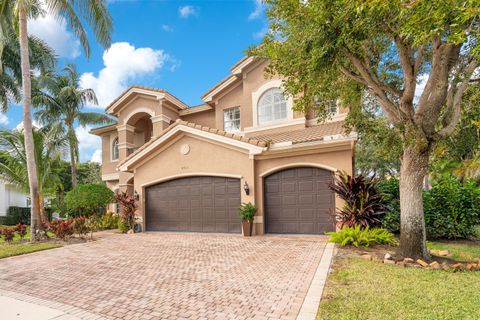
[257,88,287,125]
[112,137,119,161]
[224,107,240,132]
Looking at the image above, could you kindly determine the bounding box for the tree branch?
[342,49,402,123]
[435,59,479,139]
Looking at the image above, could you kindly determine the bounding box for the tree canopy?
[253,0,480,259]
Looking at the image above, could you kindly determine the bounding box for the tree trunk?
[69,126,78,187]
[19,8,42,242]
[399,145,431,260]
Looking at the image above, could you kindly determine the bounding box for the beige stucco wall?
[181,109,216,128]
[101,132,118,175]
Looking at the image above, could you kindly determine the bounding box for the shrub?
[327,226,397,247]
[14,223,27,240]
[115,192,138,232]
[0,227,15,242]
[117,219,130,233]
[238,202,257,222]
[64,183,114,216]
[100,212,120,230]
[329,172,388,228]
[377,178,401,233]
[72,216,89,238]
[379,177,480,239]
[49,220,74,240]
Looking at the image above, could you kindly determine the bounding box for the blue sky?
[2,0,267,162]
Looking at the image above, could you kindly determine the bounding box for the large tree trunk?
[399,145,431,260]
[19,8,42,242]
[69,126,78,187]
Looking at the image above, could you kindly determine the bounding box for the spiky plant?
[329,171,388,228]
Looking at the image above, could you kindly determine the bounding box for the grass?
[428,241,480,262]
[317,253,480,320]
[0,242,61,259]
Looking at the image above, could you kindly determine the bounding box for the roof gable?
[118,120,267,172]
[105,85,189,116]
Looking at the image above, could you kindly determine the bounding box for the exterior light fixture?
[243,181,250,195]
[134,190,140,201]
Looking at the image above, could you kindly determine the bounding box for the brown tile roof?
[118,120,267,168]
[251,121,346,145]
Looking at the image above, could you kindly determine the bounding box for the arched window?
[257,88,288,125]
[112,137,119,161]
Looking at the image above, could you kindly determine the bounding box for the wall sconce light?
[134,190,140,201]
[243,181,250,196]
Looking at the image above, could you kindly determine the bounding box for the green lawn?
[0,242,61,259]
[318,244,480,320]
[428,241,480,262]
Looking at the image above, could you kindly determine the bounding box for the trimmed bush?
[379,177,480,239]
[65,183,114,216]
[327,226,397,247]
[100,212,120,230]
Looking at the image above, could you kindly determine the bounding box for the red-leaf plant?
[329,171,388,229]
[49,220,74,241]
[15,223,28,240]
[114,192,138,232]
[0,228,15,243]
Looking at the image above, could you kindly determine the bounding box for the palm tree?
[0,0,112,241]
[0,33,55,111]
[34,64,113,187]
[0,125,68,222]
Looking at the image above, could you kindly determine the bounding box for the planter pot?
[242,220,253,237]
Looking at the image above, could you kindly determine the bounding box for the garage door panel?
[146,176,241,233]
[282,182,297,192]
[265,167,335,234]
[282,195,297,206]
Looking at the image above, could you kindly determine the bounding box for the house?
[0,180,29,216]
[90,57,356,235]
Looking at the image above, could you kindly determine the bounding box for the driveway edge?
[296,242,335,320]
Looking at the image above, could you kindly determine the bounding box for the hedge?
[378,177,480,239]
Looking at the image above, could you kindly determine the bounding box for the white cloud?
[80,42,169,108]
[75,125,101,163]
[15,120,41,131]
[0,113,8,126]
[90,149,102,164]
[162,24,173,32]
[178,5,197,18]
[249,0,264,20]
[28,14,81,59]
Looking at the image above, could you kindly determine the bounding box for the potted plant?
[238,202,256,237]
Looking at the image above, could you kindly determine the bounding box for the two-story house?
[90,57,356,235]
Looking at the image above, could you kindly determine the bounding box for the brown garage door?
[264,167,335,234]
[145,176,241,233]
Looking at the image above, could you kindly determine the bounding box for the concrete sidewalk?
[0,290,104,320]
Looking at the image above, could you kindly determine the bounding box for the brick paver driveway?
[0,233,327,320]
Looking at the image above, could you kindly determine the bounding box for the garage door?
[264,167,335,234]
[145,176,241,233]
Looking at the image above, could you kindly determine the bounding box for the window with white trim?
[223,107,241,132]
[326,100,339,115]
[112,137,119,161]
[257,88,288,125]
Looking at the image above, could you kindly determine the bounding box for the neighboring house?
[91,57,356,235]
[0,180,28,216]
